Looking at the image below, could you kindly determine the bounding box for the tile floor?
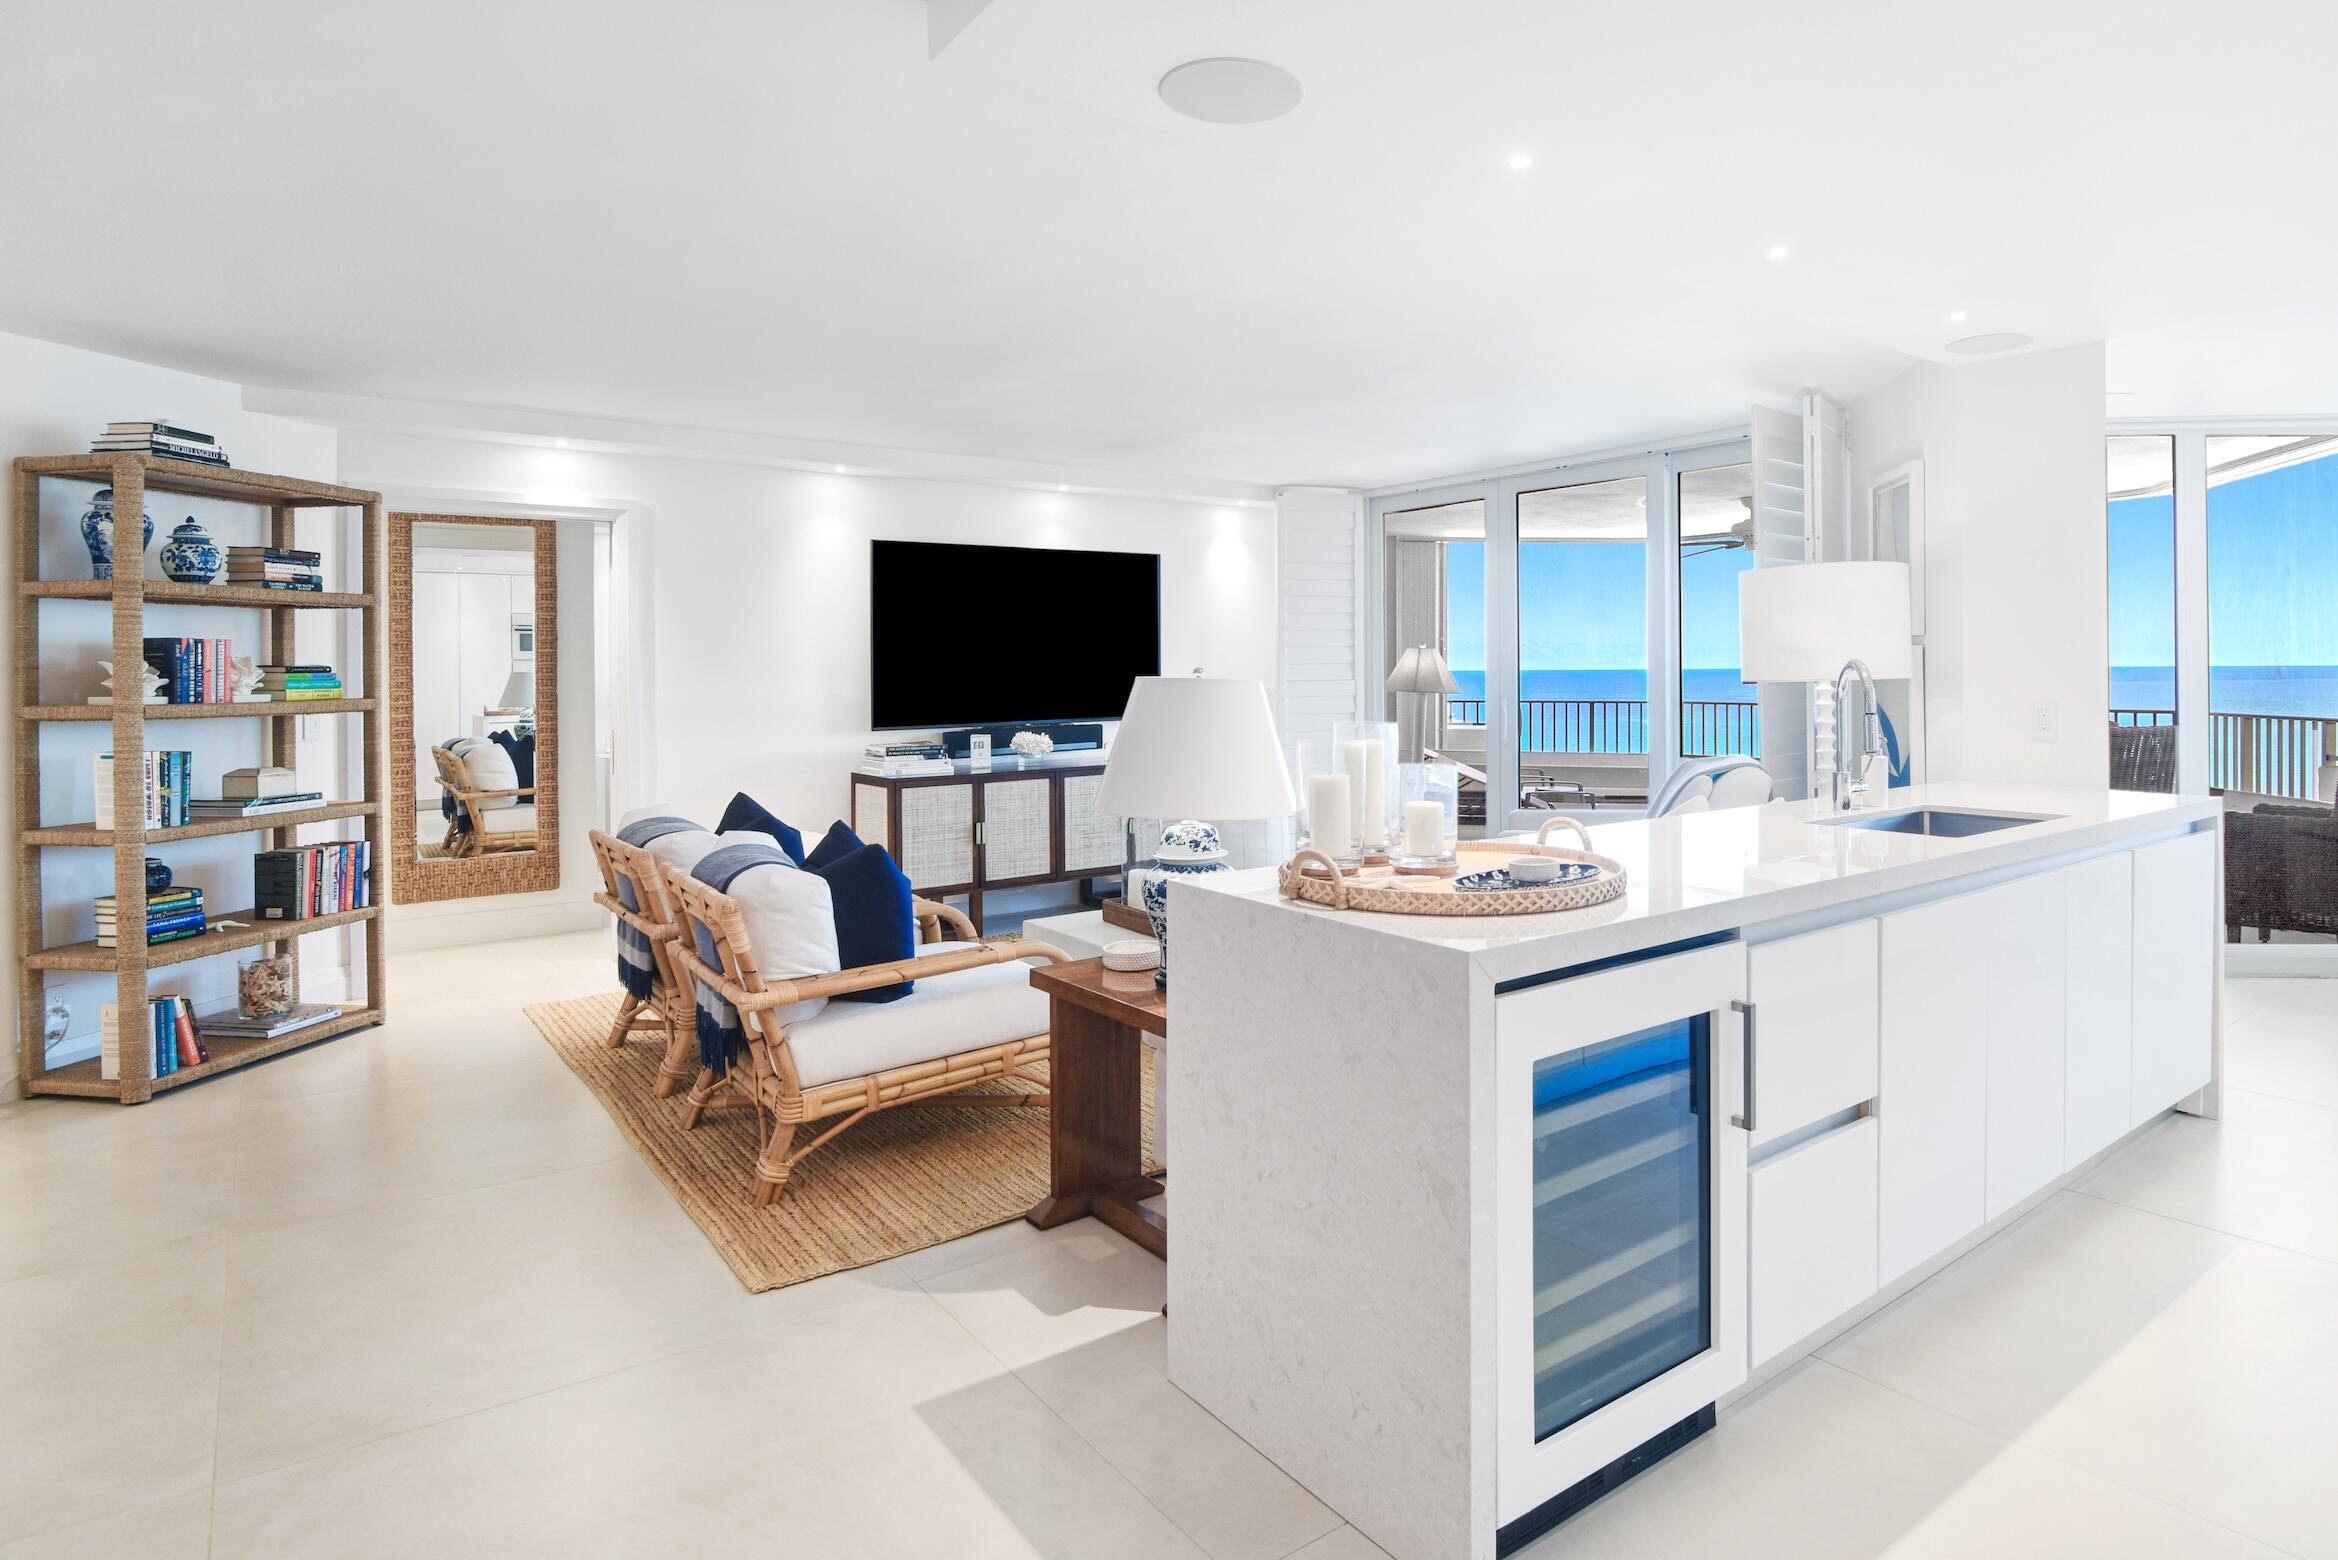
[0,936,2330,1559]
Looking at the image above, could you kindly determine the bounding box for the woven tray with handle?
[1278,817,1628,917]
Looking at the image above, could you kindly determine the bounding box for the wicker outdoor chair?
[2225,798,2338,941]
[588,829,702,1098]
[432,742,537,856]
[2109,723,2178,793]
[660,861,1066,1205]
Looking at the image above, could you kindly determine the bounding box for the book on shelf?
[222,765,299,799]
[196,1001,342,1043]
[225,548,322,566]
[187,792,327,817]
[98,995,210,1081]
[256,840,372,920]
[142,637,236,704]
[104,421,215,446]
[223,577,322,592]
[864,742,948,759]
[94,750,195,829]
[857,757,955,778]
[94,886,208,947]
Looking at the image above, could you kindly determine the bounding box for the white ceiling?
[4,1,2336,489]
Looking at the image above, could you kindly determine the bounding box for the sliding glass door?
[1677,458,1759,759]
[1516,471,1651,807]
[1382,492,1490,828]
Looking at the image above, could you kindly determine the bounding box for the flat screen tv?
[869,539,1161,729]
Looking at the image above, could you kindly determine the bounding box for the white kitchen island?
[1164,782,2222,1560]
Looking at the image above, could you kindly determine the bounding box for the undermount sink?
[1821,807,2059,837]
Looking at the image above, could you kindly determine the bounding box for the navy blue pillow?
[715,791,805,866]
[803,820,862,873]
[812,841,917,1002]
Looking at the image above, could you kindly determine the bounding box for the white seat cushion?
[478,804,539,835]
[781,941,1046,1089]
[450,738,521,809]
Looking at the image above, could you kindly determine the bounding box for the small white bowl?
[1508,855,1563,884]
[1102,939,1162,972]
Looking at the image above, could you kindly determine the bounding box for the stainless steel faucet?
[1831,658,1885,812]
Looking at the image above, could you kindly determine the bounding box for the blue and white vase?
[145,857,173,892]
[1133,820,1230,990]
[159,516,222,584]
[79,488,153,580]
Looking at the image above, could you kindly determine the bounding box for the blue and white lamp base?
[1133,819,1230,990]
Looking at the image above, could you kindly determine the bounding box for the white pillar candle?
[1403,799,1446,857]
[1307,772,1353,856]
[1344,739,1387,847]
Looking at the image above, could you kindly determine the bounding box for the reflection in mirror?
[411,522,539,861]
[389,513,557,903]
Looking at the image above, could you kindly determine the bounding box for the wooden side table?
[1025,957,1167,1259]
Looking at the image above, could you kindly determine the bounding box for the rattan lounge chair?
[433,742,537,856]
[660,861,1066,1205]
[588,828,702,1098]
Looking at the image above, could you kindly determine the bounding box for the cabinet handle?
[1729,998,1756,1132]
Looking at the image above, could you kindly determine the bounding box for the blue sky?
[1448,453,2336,677]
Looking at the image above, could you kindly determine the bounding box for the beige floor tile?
[212,1153,899,1480]
[1821,1193,2338,1559]
[1534,1359,2282,1560]
[0,1245,225,1546]
[1014,1316,1342,1560]
[219,1047,628,1231]
[1283,1528,1394,1560]
[212,1284,1205,1560]
[918,1224,1167,1370]
[0,1077,246,1283]
[0,1492,211,1560]
[2222,1001,2338,1110]
[2221,975,2338,1028]
[2078,1084,2338,1262]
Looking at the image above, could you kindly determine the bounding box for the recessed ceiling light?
[1947,310,1968,324]
[834,464,847,474]
[1765,244,1790,261]
[1506,152,1533,171]
[1945,331,2035,355]
[1158,58,1302,124]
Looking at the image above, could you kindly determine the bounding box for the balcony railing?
[2110,708,2334,800]
[1443,697,1759,758]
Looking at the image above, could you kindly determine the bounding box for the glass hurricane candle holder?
[1294,736,1361,868]
[1330,719,1399,859]
[1395,761,1460,870]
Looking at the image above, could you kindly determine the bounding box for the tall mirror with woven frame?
[388,513,559,902]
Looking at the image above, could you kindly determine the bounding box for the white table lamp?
[1739,562,1912,803]
[1096,675,1296,987]
[1386,644,1461,761]
[495,669,536,714]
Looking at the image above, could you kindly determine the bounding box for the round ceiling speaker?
[1158,58,1303,124]
[1945,332,2035,355]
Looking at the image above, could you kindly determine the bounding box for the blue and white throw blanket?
[687,842,796,1078]
[612,816,699,1001]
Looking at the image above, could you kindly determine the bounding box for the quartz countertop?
[1180,781,2218,984]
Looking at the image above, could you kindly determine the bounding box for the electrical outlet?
[2030,702,2058,743]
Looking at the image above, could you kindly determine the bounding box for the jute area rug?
[525,990,1154,1293]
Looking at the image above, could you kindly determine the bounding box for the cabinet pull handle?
[1729,998,1756,1132]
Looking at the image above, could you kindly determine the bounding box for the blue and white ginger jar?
[79,488,153,580]
[160,516,222,583]
[1134,820,1230,989]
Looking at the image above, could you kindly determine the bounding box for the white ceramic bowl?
[1508,855,1563,884]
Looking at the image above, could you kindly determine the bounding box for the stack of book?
[142,636,237,703]
[226,546,323,592]
[94,750,196,829]
[256,840,372,921]
[95,886,206,948]
[260,664,343,701]
[859,741,953,778]
[189,766,324,821]
[99,995,210,1081]
[91,421,230,468]
[196,1001,341,1046]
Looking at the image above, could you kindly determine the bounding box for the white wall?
[0,331,349,1098]
[1849,344,2110,788]
[338,431,1280,905]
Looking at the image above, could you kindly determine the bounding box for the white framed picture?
[1867,460,1925,636]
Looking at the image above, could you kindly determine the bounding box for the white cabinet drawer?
[1749,1117,1880,1366]
[1877,891,1989,1285]
[1745,919,1879,1148]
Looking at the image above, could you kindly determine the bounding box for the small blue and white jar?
[159,516,222,584]
[1133,820,1230,990]
[79,488,153,580]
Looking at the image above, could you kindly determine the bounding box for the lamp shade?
[1095,677,1296,821]
[1387,644,1462,696]
[498,669,536,708]
[1738,562,1913,682]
